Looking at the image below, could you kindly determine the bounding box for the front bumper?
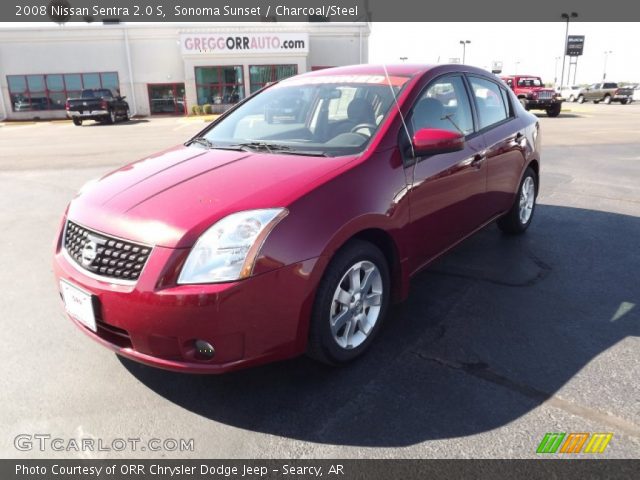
[525,98,562,108]
[54,237,321,374]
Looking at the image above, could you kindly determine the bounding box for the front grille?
[64,221,151,282]
[538,91,553,99]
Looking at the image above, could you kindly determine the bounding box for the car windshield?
[517,78,543,87]
[198,73,411,157]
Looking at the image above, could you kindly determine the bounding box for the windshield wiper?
[188,137,214,148]
[229,142,328,157]
[187,137,245,151]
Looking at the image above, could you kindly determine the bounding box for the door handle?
[471,153,486,168]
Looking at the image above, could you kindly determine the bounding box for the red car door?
[466,75,526,219]
[404,74,487,274]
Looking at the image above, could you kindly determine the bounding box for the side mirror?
[412,128,465,156]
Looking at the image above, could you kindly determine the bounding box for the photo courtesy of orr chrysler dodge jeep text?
[53,64,541,373]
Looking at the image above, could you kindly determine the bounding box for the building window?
[7,72,119,112]
[249,65,298,94]
[195,66,244,107]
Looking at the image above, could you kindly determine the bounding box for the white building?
[0,22,370,120]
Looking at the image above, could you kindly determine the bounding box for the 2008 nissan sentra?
[53,64,541,373]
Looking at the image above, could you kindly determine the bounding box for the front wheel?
[568,95,575,102]
[603,95,612,105]
[123,108,130,121]
[519,98,529,110]
[72,118,82,126]
[546,104,561,117]
[497,167,538,235]
[108,110,116,124]
[621,99,629,105]
[577,95,585,104]
[308,240,390,365]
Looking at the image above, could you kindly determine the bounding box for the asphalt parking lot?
[1,103,638,459]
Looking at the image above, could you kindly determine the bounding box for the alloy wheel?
[329,260,383,350]
[519,176,535,224]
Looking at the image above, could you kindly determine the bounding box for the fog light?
[194,339,215,360]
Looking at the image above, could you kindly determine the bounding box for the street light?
[459,40,471,64]
[602,51,613,81]
[559,12,578,89]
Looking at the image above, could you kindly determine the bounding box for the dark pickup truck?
[65,89,130,126]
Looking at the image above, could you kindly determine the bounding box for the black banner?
[3,0,640,22]
[4,459,640,480]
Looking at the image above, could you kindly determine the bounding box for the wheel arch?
[349,228,404,304]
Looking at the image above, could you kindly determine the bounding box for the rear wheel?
[308,240,390,365]
[108,110,116,124]
[568,94,575,102]
[497,167,537,235]
[546,104,561,117]
[519,98,529,110]
[123,108,130,121]
[72,118,82,126]
[577,95,585,104]
[621,99,629,105]
[603,95,612,105]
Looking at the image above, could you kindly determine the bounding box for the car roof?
[301,64,435,78]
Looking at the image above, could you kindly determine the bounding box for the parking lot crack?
[411,351,640,438]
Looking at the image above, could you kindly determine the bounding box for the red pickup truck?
[501,75,563,117]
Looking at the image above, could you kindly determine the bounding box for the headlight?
[178,208,288,284]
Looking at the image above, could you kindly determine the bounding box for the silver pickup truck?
[577,82,634,104]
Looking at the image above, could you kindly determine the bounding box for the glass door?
[147,83,186,115]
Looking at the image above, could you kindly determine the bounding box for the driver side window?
[409,75,474,137]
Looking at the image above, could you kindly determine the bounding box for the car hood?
[68,145,355,248]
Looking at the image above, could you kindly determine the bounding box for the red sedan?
[53,64,540,373]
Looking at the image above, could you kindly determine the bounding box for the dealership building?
[0,22,370,120]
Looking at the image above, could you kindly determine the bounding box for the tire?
[593,100,600,104]
[546,104,561,117]
[308,240,390,365]
[72,118,82,126]
[568,95,575,102]
[519,98,528,110]
[620,99,628,105]
[577,95,585,104]
[108,110,116,124]
[497,167,537,235]
[603,95,612,105]
[123,108,130,121]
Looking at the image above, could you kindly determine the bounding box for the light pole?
[459,40,471,64]
[602,51,613,81]
[559,12,578,89]
[554,56,560,88]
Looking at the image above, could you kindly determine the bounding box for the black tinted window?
[469,77,509,130]
[410,75,474,136]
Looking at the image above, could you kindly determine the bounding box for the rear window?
[81,89,112,99]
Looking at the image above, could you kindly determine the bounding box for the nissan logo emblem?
[81,241,98,266]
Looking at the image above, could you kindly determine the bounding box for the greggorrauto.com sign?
[180,33,309,55]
